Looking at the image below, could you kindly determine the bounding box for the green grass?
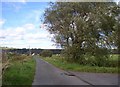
[42,55,118,73]
[2,56,36,86]
[109,54,119,61]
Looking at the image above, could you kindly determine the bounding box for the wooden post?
[0,49,2,86]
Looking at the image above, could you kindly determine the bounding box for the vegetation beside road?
[41,55,119,73]
[2,54,36,86]
[43,2,119,68]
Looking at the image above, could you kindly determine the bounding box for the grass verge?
[2,55,36,86]
[41,55,118,73]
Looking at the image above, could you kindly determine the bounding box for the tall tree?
[43,2,119,66]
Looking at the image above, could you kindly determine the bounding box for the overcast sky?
[0,0,119,49]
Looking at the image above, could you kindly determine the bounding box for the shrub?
[93,48,109,67]
[7,53,30,62]
[40,50,52,57]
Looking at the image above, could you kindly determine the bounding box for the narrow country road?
[32,56,89,85]
[32,56,119,86]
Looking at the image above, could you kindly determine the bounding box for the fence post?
[0,48,2,87]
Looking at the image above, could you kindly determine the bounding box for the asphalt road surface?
[32,56,119,86]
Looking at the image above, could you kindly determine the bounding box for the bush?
[7,53,30,62]
[62,44,85,64]
[40,50,52,57]
[93,48,109,67]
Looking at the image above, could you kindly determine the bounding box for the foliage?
[42,55,118,73]
[40,50,52,57]
[43,2,119,66]
[7,53,31,62]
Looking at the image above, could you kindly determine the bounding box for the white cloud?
[0,27,25,39]
[0,24,28,41]
[0,19,5,25]
[20,0,27,4]
[23,23,35,30]
[0,23,56,49]
[0,19,5,28]
[2,0,27,4]
[25,33,48,39]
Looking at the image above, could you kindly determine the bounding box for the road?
[32,56,119,86]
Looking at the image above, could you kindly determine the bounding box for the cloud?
[0,23,48,41]
[23,23,35,30]
[2,0,27,4]
[25,33,48,40]
[0,23,30,40]
[20,0,27,4]
[0,36,6,39]
[0,22,56,49]
[0,19,5,28]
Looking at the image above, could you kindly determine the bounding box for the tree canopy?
[43,2,119,66]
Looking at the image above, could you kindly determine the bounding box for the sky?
[0,1,58,49]
[0,0,119,49]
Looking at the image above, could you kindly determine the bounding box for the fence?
[0,48,9,86]
[0,49,2,86]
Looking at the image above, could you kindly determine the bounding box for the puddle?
[61,72,75,76]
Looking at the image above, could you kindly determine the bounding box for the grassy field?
[2,55,36,86]
[42,54,119,73]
